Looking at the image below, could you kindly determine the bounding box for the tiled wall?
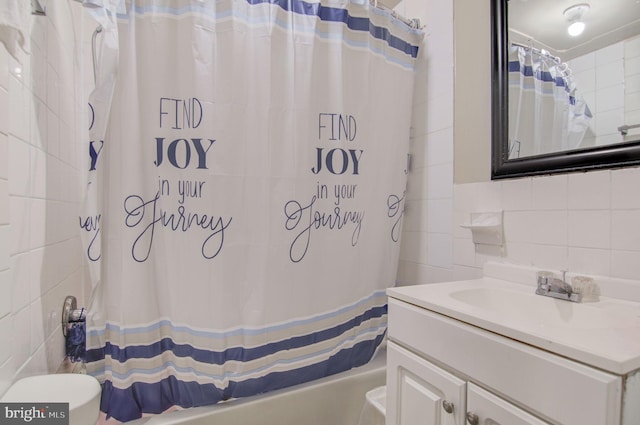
[395,0,640,287]
[570,36,640,146]
[453,169,640,281]
[0,0,91,396]
[394,0,457,285]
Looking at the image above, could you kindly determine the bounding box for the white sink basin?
[387,278,640,375]
[449,286,640,330]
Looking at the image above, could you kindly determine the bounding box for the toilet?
[1,374,101,425]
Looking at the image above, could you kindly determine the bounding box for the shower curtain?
[508,45,592,158]
[79,0,422,422]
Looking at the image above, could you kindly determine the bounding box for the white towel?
[0,0,31,60]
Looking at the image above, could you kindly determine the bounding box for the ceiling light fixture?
[563,3,590,37]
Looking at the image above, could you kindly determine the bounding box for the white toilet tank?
[1,374,101,425]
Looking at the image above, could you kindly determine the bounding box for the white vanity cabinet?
[386,340,465,425]
[387,340,552,425]
[385,293,630,425]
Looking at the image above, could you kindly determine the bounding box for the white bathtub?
[126,346,386,425]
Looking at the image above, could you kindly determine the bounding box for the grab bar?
[618,123,640,136]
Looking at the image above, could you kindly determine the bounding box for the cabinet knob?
[442,400,454,414]
[466,412,479,425]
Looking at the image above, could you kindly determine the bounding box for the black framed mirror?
[491,0,640,179]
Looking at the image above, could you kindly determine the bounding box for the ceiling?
[508,0,640,60]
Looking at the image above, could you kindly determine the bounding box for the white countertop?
[387,278,640,375]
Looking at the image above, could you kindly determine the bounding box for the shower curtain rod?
[369,0,422,29]
[510,41,563,65]
[510,41,572,78]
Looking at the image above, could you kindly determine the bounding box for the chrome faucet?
[535,271,582,303]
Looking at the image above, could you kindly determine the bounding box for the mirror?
[492,0,640,179]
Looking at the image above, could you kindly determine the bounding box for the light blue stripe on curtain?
[118,0,421,64]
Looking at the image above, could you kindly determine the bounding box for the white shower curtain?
[508,45,592,158]
[80,0,422,422]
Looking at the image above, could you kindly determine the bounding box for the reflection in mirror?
[491,0,640,178]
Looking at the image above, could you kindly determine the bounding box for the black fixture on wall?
[490,0,640,179]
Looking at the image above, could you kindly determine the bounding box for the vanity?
[385,264,640,425]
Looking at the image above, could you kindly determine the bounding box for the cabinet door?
[466,383,551,425]
[387,341,466,425]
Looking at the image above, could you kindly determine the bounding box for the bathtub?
[126,346,386,425]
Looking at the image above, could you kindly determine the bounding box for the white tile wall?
[0,0,90,397]
[569,37,640,145]
[395,0,455,285]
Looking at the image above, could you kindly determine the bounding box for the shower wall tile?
[11,307,31,371]
[0,316,11,364]
[0,134,7,180]
[9,197,30,255]
[399,230,428,264]
[0,0,91,388]
[426,163,453,199]
[426,199,452,233]
[568,51,595,73]
[10,253,31,314]
[406,166,427,202]
[425,93,453,133]
[402,199,428,232]
[0,270,9,318]
[0,49,8,91]
[595,108,625,139]
[597,83,624,113]
[426,127,454,167]
[8,76,29,143]
[0,226,9,272]
[8,138,30,196]
[0,86,7,134]
[597,60,624,89]
[0,181,7,224]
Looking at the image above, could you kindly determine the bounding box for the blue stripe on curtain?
[86,304,386,364]
[508,60,569,89]
[100,334,385,421]
[509,60,579,104]
[122,0,420,59]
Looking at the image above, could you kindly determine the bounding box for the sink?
[449,286,640,330]
[387,277,640,374]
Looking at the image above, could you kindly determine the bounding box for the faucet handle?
[536,271,554,287]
